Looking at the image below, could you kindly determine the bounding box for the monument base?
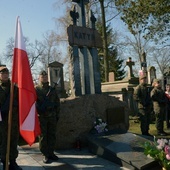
[87,131,159,170]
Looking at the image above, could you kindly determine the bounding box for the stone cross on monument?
[67,0,102,97]
[126,57,134,79]
[141,51,147,77]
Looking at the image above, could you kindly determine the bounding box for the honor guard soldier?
[35,70,60,163]
[0,66,22,170]
[133,75,153,137]
[151,79,167,136]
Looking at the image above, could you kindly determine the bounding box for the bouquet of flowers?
[93,117,108,134]
[143,138,170,169]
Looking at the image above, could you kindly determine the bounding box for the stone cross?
[70,5,79,25]
[126,57,134,78]
[72,0,89,27]
[90,10,96,28]
[141,51,147,70]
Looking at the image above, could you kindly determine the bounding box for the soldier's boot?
[9,160,22,170]
[49,153,59,161]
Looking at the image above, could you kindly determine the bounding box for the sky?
[0,1,129,54]
[0,0,65,55]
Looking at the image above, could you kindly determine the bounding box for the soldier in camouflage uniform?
[151,79,167,136]
[0,66,22,170]
[35,71,60,163]
[133,75,153,136]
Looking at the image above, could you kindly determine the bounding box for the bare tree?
[152,47,170,77]
[2,37,44,69]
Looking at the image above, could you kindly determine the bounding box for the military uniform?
[151,79,167,135]
[165,86,170,128]
[0,66,22,170]
[133,75,152,136]
[35,71,60,163]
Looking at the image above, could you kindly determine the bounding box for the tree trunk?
[99,0,109,82]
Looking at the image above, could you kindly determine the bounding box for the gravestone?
[148,66,156,85]
[141,51,148,78]
[87,132,158,170]
[126,57,134,78]
[125,57,139,84]
[48,61,66,97]
[141,52,147,68]
[67,0,102,96]
[109,72,115,82]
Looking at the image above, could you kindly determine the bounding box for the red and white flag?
[12,17,41,146]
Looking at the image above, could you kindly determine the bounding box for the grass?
[128,116,170,138]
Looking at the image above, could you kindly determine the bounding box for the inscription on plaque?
[67,25,102,48]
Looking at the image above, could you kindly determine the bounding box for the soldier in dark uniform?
[35,71,60,163]
[133,75,153,136]
[165,84,170,129]
[151,79,167,136]
[0,66,22,170]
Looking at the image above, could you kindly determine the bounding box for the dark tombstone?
[48,61,66,98]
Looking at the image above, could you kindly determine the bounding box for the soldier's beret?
[0,66,9,73]
[39,70,47,76]
[139,75,147,80]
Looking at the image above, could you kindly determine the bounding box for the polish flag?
[12,17,41,146]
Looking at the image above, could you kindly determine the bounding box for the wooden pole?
[5,82,14,170]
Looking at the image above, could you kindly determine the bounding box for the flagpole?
[6,82,15,170]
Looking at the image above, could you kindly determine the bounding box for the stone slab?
[87,132,159,170]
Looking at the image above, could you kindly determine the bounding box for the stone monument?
[48,61,66,97]
[54,1,130,150]
[126,57,134,79]
[148,66,156,85]
[67,0,102,96]
[140,51,147,77]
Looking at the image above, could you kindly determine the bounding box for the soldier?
[165,84,170,129]
[35,71,60,163]
[151,79,167,136]
[0,66,22,170]
[133,75,153,136]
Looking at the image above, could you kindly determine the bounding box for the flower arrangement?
[143,138,170,169]
[93,117,108,134]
